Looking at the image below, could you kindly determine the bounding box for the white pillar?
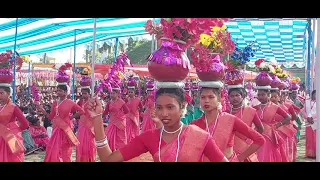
[315,18,320,162]
[91,18,97,96]
[312,19,317,90]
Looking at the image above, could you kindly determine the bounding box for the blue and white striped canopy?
[0,18,309,63]
[0,18,160,55]
[225,19,308,62]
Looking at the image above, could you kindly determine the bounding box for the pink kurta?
[275,103,297,162]
[191,112,265,162]
[141,95,156,133]
[119,125,225,162]
[253,103,289,162]
[76,99,96,162]
[44,99,84,162]
[228,106,263,162]
[0,102,29,162]
[29,125,49,149]
[125,97,142,143]
[104,98,129,152]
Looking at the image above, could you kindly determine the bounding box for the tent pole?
[315,18,320,162]
[91,18,97,96]
[12,18,19,104]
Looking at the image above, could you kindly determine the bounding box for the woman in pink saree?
[253,89,291,162]
[191,86,265,162]
[226,87,264,162]
[125,77,143,143]
[270,90,297,162]
[88,87,228,162]
[29,117,49,150]
[75,87,96,162]
[103,84,129,152]
[141,80,156,133]
[0,87,29,162]
[37,84,85,162]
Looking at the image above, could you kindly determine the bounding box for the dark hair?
[111,89,120,94]
[57,85,68,92]
[81,88,91,94]
[257,89,270,94]
[0,86,11,94]
[270,90,280,95]
[156,88,185,107]
[200,87,221,99]
[228,88,247,98]
[312,90,316,97]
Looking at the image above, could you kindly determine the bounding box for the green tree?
[82,48,102,63]
[126,39,152,64]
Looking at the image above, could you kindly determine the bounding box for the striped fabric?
[0,18,160,55]
[225,19,308,62]
[0,18,309,64]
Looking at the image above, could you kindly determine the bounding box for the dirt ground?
[24,125,315,162]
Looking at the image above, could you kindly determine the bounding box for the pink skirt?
[126,118,139,144]
[44,128,74,162]
[105,123,127,152]
[305,126,316,158]
[141,114,156,133]
[0,128,24,162]
[277,131,290,162]
[257,134,287,162]
[76,124,96,162]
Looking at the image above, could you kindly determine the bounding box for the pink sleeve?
[77,100,82,107]
[233,117,265,146]
[122,104,129,114]
[103,103,109,117]
[292,104,301,112]
[276,107,290,118]
[203,138,225,162]
[119,133,149,161]
[71,102,85,115]
[13,106,29,131]
[252,113,263,127]
[288,106,297,120]
[138,101,143,110]
[46,102,56,120]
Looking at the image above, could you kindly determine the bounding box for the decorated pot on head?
[79,67,92,90]
[270,74,282,91]
[54,62,73,94]
[127,75,137,90]
[184,81,192,92]
[289,77,301,93]
[225,69,244,89]
[0,51,15,89]
[145,18,226,84]
[111,81,121,92]
[195,54,225,82]
[254,58,273,90]
[190,52,225,89]
[192,83,199,92]
[147,37,190,83]
[147,37,188,89]
[146,80,155,91]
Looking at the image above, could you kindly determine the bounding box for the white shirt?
[305,99,317,130]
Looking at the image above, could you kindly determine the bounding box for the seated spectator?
[29,117,49,151]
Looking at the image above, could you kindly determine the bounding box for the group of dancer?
[0,61,315,162]
[0,17,316,162]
